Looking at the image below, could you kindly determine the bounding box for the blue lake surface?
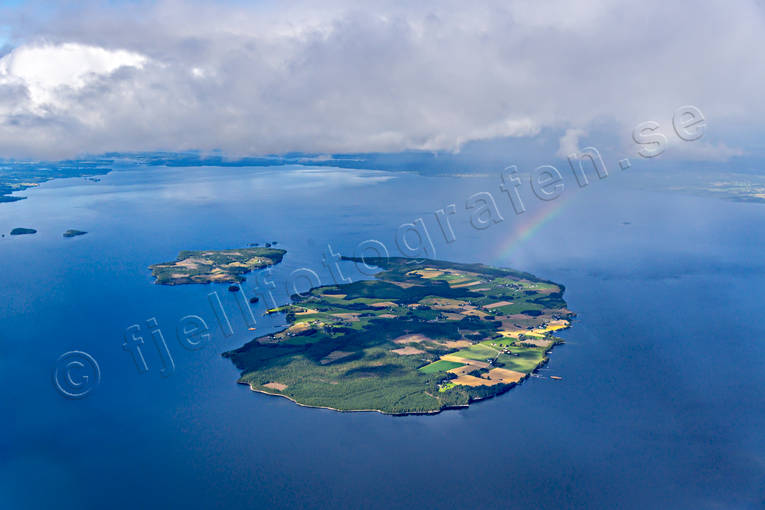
[1,164,763,509]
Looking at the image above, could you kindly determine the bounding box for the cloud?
[0,43,146,110]
[661,140,744,162]
[556,128,587,159]
[0,0,762,160]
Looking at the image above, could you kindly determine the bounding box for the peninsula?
[224,257,574,415]
[149,246,286,285]
[0,159,111,204]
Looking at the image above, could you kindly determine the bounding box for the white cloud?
[556,128,587,159]
[0,0,762,160]
[661,140,744,162]
[0,43,146,111]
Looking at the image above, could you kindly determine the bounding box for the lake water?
[1,163,763,509]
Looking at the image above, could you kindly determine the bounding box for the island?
[223,257,574,415]
[149,246,286,285]
[10,228,37,236]
[63,229,88,238]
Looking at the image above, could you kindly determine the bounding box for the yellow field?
[484,368,525,384]
[286,322,312,333]
[539,319,569,332]
[175,257,208,269]
[369,301,398,308]
[439,340,472,348]
[393,333,431,344]
[244,256,269,267]
[460,308,490,318]
[407,269,444,278]
[451,375,501,387]
[497,323,563,338]
[392,346,425,355]
[448,364,481,377]
[485,300,514,309]
[331,312,361,321]
[424,297,468,309]
[222,261,249,269]
[451,280,484,288]
[447,365,524,387]
[518,338,552,348]
[208,273,233,282]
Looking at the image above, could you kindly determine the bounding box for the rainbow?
[493,191,576,261]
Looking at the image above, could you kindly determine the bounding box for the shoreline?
[225,257,575,416]
[238,337,568,417]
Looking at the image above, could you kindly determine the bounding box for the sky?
[0,0,762,164]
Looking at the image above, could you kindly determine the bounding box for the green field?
[450,343,499,362]
[419,360,465,373]
[223,256,574,415]
[496,347,548,373]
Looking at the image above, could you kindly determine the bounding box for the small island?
[63,229,88,238]
[10,227,37,236]
[149,246,286,285]
[224,257,574,415]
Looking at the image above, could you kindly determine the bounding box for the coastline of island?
[63,229,88,238]
[10,228,37,236]
[224,256,574,415]
[149,246,286,285]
